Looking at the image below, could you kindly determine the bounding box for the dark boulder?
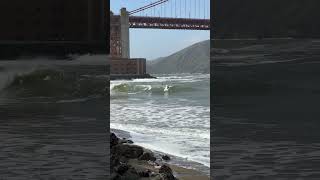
[111,133,119,147]
[115,164,129,175]
[159,165,173,174]
[112,144,144,159]
[126,139,134,144]
[121,166,140,180]
[119,138,134,144]
[159,165,176,180]
[139,151,156,161]
[162,155,171,161]
[111,154,120,169]
[138,169,151,177]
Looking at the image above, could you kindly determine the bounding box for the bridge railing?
[129,16,210,30]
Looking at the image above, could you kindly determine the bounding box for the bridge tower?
[120,8,130,58]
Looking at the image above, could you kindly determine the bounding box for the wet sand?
[127,159,209,180]
[170,165,209,180]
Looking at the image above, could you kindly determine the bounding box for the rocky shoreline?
[111,132,177,180]
[110,132,209,180]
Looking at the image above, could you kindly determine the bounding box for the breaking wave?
[3,68,107,98]
[110,82,194,95]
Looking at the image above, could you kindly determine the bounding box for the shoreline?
[111,129,209,180]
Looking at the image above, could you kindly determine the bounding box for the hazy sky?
[111,0,210,60]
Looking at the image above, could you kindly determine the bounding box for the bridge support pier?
[120,8,130,59]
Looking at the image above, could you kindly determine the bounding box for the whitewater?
[110,74,210,174]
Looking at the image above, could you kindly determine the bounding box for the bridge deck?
[129,16,210,30]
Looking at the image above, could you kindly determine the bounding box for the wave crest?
[110,82,194,95]
[5,69,107,98]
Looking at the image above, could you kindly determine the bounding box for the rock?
[115,164,129,175]
[111,133,119,147]
[110,132,166,180]
[119,139,134,144]
[159,165,173,174]
[112,144,144,159]
[138,169,151,177]
[139,151,156,161]
[162,155,171,161]
[118,156,128,164]
[159,165,176,180]
[121,166,140,180]
[111,154,120,169]
[126,139,134,144]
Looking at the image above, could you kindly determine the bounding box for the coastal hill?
[147,40,210,74]
[213,0,320,38]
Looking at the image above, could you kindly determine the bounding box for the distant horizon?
[111,0,210,60]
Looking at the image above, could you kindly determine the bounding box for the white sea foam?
[110,74,210,168]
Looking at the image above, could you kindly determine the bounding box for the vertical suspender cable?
[199,0,201,19]
[171,0,172,17]
[161,2,162,17]
[163,1,165,17]
[185,0,186,18]
[209,0,210,19]
[176,0,177,18]
[188,0,189,18]
[194,1,197,18]
[202,0,204,19]
[164,1,166,17]
[198,0,200,19]
[204,0,206,19]
[179,0,181,18]
[199,0,200,19]
[189,0,191,18]
[162,1,164,17]
[175,0,176,17]
[195,0,196,19]
[190,0,191,18]
[153,1,155,16]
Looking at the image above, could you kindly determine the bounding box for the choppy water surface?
[110,74,210,174]
[213,60,320,179]
[0,56,108,179]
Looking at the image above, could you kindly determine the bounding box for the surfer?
[164,85,169,92]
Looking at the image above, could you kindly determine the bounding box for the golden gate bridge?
[110,0,210,58]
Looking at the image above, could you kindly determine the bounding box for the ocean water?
[110,74,210,174]
[213,60,320,178]
[0,56,108,179]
